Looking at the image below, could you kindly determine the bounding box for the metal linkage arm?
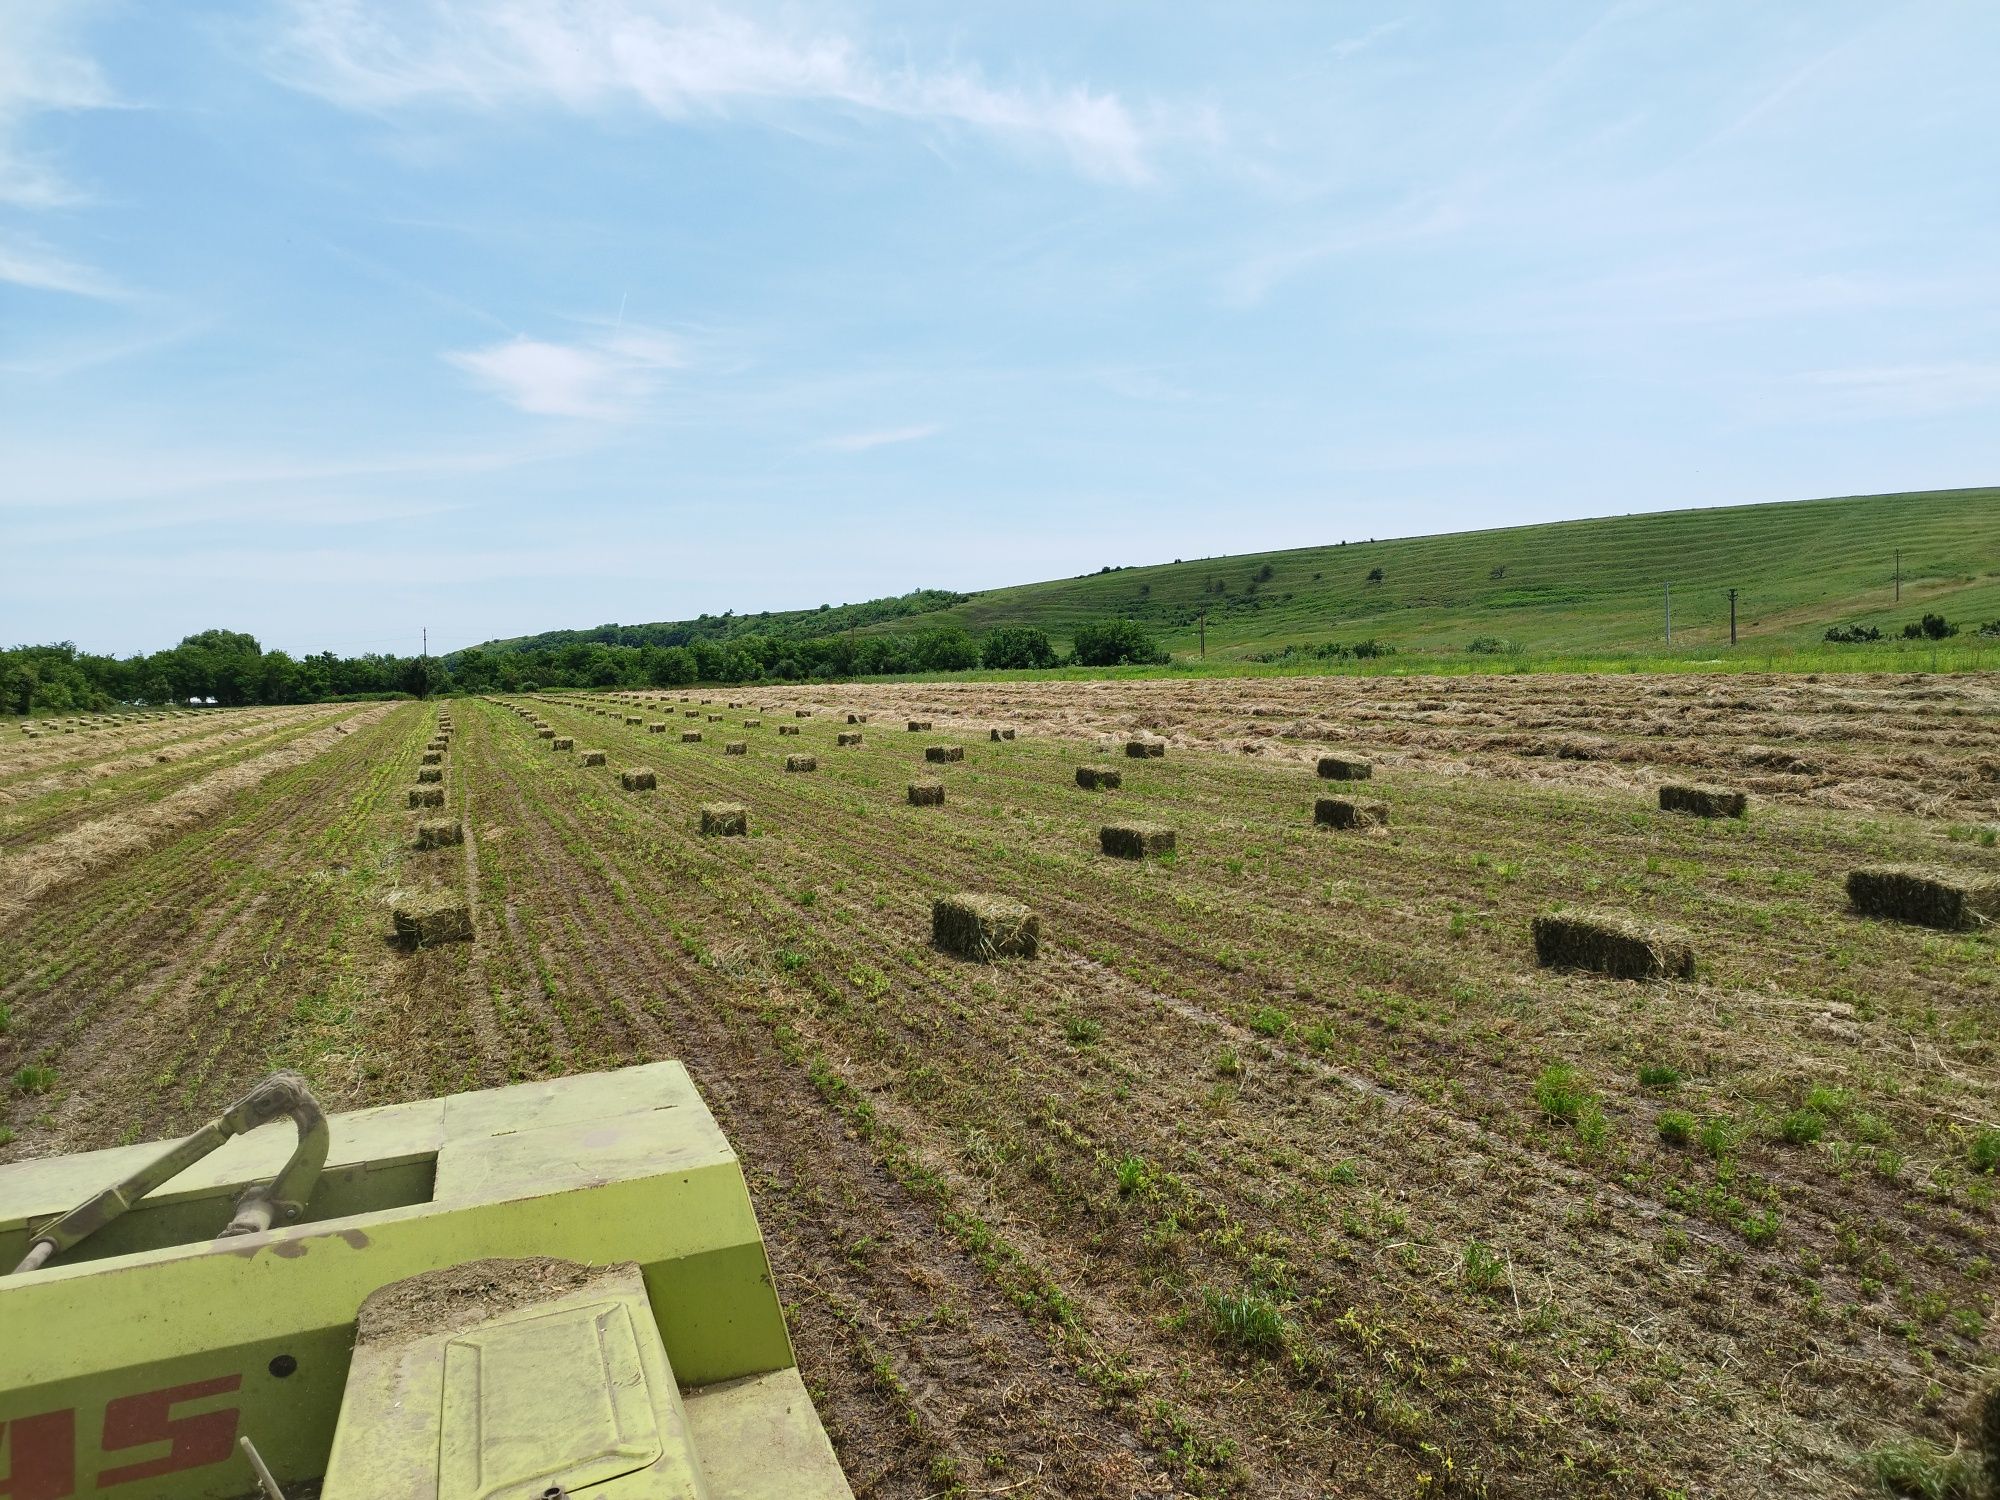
[11,1071,329,1274]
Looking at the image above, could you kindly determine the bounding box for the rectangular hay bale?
[1532,912,1695,980]
[907,720,932,732]
[421,750,443,765]
[681,731,703,743]
[847,713,869,724]
[650,722,667,734]
[932,893,1038,961]
[724,741,747,755]
[536,728,554,739]
[414,819,463,849]
[1125,737,1166,758]
[838,732,863,747]
[990,727,1016,741]
[743,719,763,728]
[778,725,801,737]
[908,781,945,806]
[417,766,443,784]
[391,892,473,948]
[1314,798,1388,830]
[786,755,817,773]
[581,750,606,766]
[408,786,445,808]
[1847,865,2000,931]
[621,768,658,790]
[552,737,573,750]
[1316,755,1373,780]
[1659,783,1747,819]
[1075,765,1122,790]
[700,803,748,837]
[1100,824,1175,860]
[924,745,963,763]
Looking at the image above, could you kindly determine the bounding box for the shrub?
[981,626,1058,671]
[1969,1127,2000,1173]
[1366,566,1385,583]
[1822,623,1882,643]
[1903,613,1957,641]
[1467,635,1513,654]
[1072,618,1167,667]
[1351,638,1395,659]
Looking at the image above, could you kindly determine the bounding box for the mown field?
[2,679,1996,1498]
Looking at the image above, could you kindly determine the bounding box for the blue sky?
[3,1,1996,656]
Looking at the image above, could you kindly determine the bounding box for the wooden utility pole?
[1664,583,1672,644]
[1199,612,1207,658]
[1894,550,1901,602]
[1727,588,1738,646]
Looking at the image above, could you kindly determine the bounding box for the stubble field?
[2,674,1996,1498]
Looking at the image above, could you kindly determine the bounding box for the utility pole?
[421,627,429,701]
[1199,612,1207,658]
[1894,549,1901,602]
[1727,588,1738,646]
[1664,582,1672,645]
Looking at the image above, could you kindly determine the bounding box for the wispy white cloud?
[0,232,126,299]
[819,422,939,453]
[445,326,688,419]
[0,1,118,208]
[270,0,1156,182]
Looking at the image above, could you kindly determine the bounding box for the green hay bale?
[1125,737,1166,758]
[414,820,463,850]
[743,718,763,728]
[700,803,748,837]
[649,722,667,734]
[786,755,817,773]
[681,730,703,743]
[1847,865,2000,930]
[427,739,448,752]
[625,716,644,726]
[907,720,932,732]
[1316,755,1373,781]
[778,725,802,737]
[684,711,701,719]
[535,728,554,739]
[392,891,473,948]
[416,766,443,784]
[621,768,658,791]
[1659,783,1748,819]
[990,727,1016,741]
[924,745,964,763]
[838,732,864,747]
[421,750,444,765]
[581,750,606,766]
[724,741,747,755]
[932,893,1039,961]
[1532,913,1696,981]
[1075,765,1122,790]
[553,737,576,751]
[1100,824,1175,860]
[1314,798,1389,831]
[908,781,945,806]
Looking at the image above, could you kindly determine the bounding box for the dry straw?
[1532,912,1695,980]
[932,893,1038,961]
[1658,784,1748,819]
[621,768,658,790]
[786,755,817,773]
[391,891,473,948]
[908,781,945,806]
[1847,865,2000,930]
[724,741,747,755]
[415,820,463,850]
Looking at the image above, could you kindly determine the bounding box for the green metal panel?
[0,1063,830,1500]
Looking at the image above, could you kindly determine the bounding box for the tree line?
[3,619,1165,713]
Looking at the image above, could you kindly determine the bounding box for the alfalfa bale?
[428,737,448,751]
[1100,824,1176,860]
[678,730,700,744]
[581,750,606,766]
[684,710,701,719]
[1847,865,2000,931]
[908,780,945,806]
[933,893,1038,961]
[924,745,964,764]
[743,718,762,728]
[1532,913,1696,980]
[621,768,658,791]
[838,732,864,747]
[1659,783,1748,819]
[416,766,443,784]
[907,720,932,732]
[392,891,473,948]
[625,716,644,726]
[1315,798,1389,831]
[707,714,723,723]
[1316,755,1373,781]
[778,724,801,737]
[648,722,667,734]
[990,727,1016,741]
[786,754,817,773]
[1125,736,1166,759]
[795,709,811,718]
[408,786,445,808]
[724,741,747,756]
[415,819,464,850]
[536,727,555,740]
[847,713,869,724]
[421,750,444,765]
[700,802,748,837]
[1075,765,1122,791]
[552,736,573,751]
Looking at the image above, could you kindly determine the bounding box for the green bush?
[981,626,1057,670]
[1072,618,1167,667]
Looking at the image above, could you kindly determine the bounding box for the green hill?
[892,487,2000,660]
[468,487,1999,665]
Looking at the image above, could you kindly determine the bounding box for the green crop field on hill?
[889,487,2000,662]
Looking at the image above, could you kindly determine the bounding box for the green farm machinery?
[0,1062,852,1498]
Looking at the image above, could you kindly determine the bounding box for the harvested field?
[2,682,1996,1500]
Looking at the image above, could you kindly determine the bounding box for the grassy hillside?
[888,487,2000,660]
